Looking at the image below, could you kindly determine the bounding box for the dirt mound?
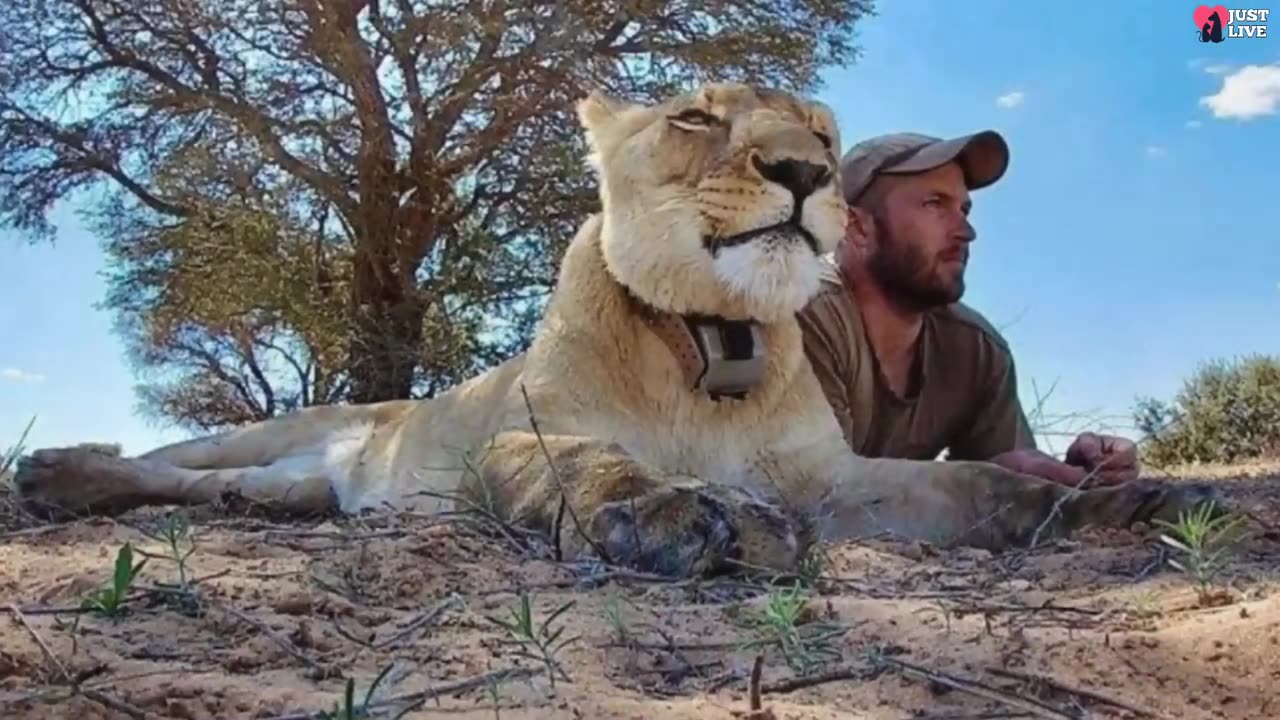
[1,464,1277,719]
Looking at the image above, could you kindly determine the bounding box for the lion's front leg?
[463,431,803,576]
[817,455,1224,551]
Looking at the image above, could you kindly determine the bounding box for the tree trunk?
[347,244,423,403]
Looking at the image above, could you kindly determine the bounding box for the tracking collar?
[625,290,766,401]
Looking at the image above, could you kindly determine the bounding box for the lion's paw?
[585,485,802,577]
[1127,480,1228,527]
[13,446,151,517]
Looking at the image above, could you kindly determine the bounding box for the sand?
[1,462,1277,719]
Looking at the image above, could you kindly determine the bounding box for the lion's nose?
[752,156,831,201]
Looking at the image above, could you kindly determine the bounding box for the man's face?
[858,161,976,310]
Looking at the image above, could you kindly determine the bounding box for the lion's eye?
[813,131,833,150]
[668,108,719,131]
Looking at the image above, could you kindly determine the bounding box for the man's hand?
[1064,431,1140,486]
[987,432,1140,488]
[988,448,1090,487]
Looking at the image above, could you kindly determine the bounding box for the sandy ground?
[1,462,1277,720]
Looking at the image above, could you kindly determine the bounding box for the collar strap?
[626,291,766,401]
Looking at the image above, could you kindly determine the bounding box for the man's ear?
[845,206,877,254]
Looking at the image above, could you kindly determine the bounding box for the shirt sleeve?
[796,294,858,451]
[945,338,1037,461]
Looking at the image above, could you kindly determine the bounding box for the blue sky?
[2,1,1278,458]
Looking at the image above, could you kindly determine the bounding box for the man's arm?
[945,334,1135,486]
[945,339,1036,461]
[796,293,859,452]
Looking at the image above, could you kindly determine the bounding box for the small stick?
[261,666,542,720]
[1027,461,1108,550]
[263,528,405,541]
[879,657,1078,720]
[596,639,746,652]
[79,689,152,719]
[187,569,233,585]
[761,664,882,694]
[733,655,775,719]
[11,604,98,616]
[954,602,1103,617]
[407,486,546,546]
[553,495,568,562]
[916,707,1034,712]
[519,383,613,564]
[210,601,325,672]
[0,523,72,541]
[987,667,1161,718]
[8,604,152,719]
[373,594,463,649]
[8,604,70,680]
[386,666,540,712]
[749,654,764,711]
[238,569,307,579]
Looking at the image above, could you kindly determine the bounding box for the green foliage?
[734,584,846,676]
[318,665,411,720]
[485,592,579,688]
[100,197,360,432]
[0,0,878,426]
[81,543,147,618]
[1135,354,1280,467]
[1153,501,1247,604]
[1,415,35,481]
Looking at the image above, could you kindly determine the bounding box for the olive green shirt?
[796,262,1036,461]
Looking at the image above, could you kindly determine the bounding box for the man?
[797,130,1139,487]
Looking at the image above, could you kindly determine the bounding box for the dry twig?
[878,656,1079,720]
[519,383,613,564]
[987,667,1161,718]
[1027,461,1108,550]
[262,666,543,720]
[761,664,883,694]
[733,654,775,719]
[209,600,328,674]
[749,653,764,710]
[7,604,153,719]
[373,593,464,649]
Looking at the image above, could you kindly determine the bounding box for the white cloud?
[1185,120,1202,128]
[1145,145,1168,157]
[1,367,45,383]
[1205,64,1233,76]
[1199,63,1280,120]
[995,91,1025,109]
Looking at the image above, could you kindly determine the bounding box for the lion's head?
[576,82,845,324]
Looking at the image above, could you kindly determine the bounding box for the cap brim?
[883,130,1010,191]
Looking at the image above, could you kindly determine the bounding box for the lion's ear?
[576,90,631,131]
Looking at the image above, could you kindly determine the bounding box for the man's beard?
[867,223,965,312]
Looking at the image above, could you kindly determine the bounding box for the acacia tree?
[0,0,875,430]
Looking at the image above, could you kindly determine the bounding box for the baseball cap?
[838,130,1010,205]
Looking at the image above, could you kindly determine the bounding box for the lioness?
[16,83,1218,577]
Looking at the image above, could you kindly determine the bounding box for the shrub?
[1135,354,1280,467]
